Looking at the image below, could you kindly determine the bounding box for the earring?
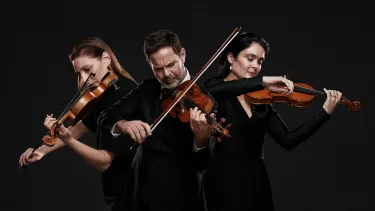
[229,65,232,70]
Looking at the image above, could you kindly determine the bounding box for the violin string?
[55,74,93,123]
[186,99,217,124]
[181,96,214,123]
[44,74,93,140]
[180,96,225,133]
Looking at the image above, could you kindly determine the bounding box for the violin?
[161,80,231,140]
[42,72,119,146]
[20,72,118,169]
[246,82,361,111]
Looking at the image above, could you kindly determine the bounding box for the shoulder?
[133,77,159,91]
[203,77,224,87]
[116,77,138,93]
[141,77,160,86]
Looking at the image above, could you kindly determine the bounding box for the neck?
[182,67,187,80]
[224,72,239,82]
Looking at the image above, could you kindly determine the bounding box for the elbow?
[277,138,298,151]
[97,161,111,172]
[281,141,303,151]
[95,154,113,172]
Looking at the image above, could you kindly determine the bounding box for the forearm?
[268,107,331,150]
[38,139,66,155]
[64,137,113,172]
[204,77,264,100]
[38,121,88,155]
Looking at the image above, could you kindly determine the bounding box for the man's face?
[149,46,186,89]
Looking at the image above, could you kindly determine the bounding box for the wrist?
[261,76,267,86]
[322,105,333,115]
[37,145,48,155]
[194,136,208,148]
[63,136,75,145]
[114,120,127,133]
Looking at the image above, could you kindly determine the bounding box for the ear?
[227,52,234,64]
[102,51,111,66]
[180,48,186,64]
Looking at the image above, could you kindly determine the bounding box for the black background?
[6,1,373,211]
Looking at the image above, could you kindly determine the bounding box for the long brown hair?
[69,37,138,86]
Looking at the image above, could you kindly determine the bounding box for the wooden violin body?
[162,80,215,122]
[161,80,231,139]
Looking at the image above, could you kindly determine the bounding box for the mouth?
[163,77,177,85]
[248,72,256,77]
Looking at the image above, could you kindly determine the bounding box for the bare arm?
[63,135,115,172]
[43,117,114,172]
[40,121,88,154]
[19,121,88,166]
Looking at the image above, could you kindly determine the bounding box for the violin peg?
[217,137,222,142]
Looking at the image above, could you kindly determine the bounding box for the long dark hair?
[216,32,270,79]
[69,37,138,87]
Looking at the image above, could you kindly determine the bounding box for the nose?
[81,72,94,86]
[251,61,260,71]
[81,73,89,83]
[163,68,171,77]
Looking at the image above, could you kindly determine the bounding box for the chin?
[243,74,254,79]
[162,81,179,89]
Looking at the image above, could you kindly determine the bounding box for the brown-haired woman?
[19,37,138,211]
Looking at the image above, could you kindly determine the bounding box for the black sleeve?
[193,147,210,172]
[266,105,331,151]
[96,82,143,155]
[203,76,264,101]
[96,126,137,157]
[81,112,96,133]
[97,82,142,131]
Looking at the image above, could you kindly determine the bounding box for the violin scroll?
[339,97,361,112]
[42,123,61,147]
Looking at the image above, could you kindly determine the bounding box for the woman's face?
[72,54,110,88]
[228,42,265,80]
